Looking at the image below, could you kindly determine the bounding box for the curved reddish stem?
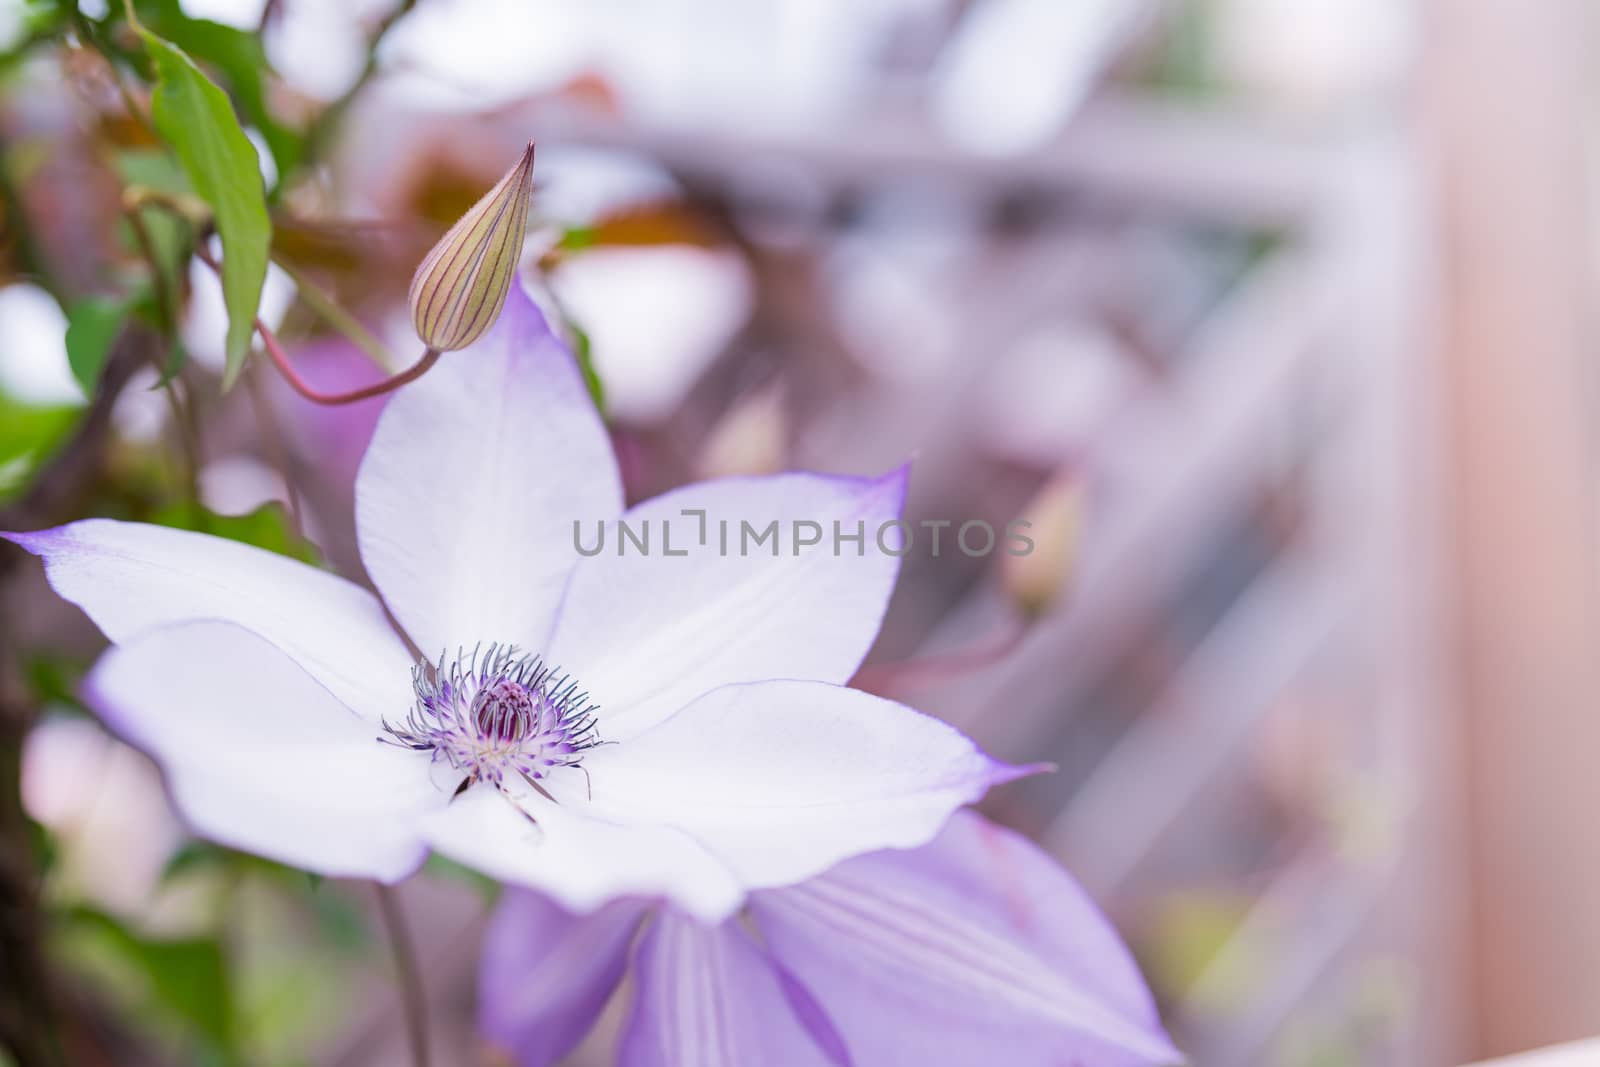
[194,244,440,405]
[257,324,440,406]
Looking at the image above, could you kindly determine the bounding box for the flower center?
[381,643,601,792]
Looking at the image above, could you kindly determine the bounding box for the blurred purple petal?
[479,889,647,1067]
[618,911,839,1067]
[356,282,622,658]
[751,810,1182,1066]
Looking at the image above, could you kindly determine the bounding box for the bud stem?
[195,244,442,405]
[260,329,441,406]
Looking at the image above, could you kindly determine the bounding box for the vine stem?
[258,326,441,406]
[191,243,441,405]
[374,883,431,1067]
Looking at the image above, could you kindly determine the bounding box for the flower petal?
[356,283,622,660]
[576,680,1036,890]
[547,468,908,739]
[84,621,440,882]
[750,811,1182,1066]
[420,784,744,921]
[479,889,647,1067]
[4,519,412,720]
[618,911,839,1067]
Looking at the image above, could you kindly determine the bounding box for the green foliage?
[0,455,32,500]
[22,652,92,714]
[557,223,597,252]
[0,5,62,73]
[137,24,271,388]
[151,501,319,564]
[25,814,56,880]
[0,393,79,505]
[161,839,301,888]
[132,0,304,184]
[424,854,502,904]
[115,149,192,280]
[566,319,607,415]
[160,842,372,954]
[63,904,236,1056]
[115,150,197,380]
[64,295,133,396]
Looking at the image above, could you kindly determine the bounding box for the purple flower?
[479,811,1182,1066]
[4,283,1032,920]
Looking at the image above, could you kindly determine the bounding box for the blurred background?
[0,0,1596,1064]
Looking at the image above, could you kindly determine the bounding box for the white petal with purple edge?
[4,519,412,721]
[419,783,745,921]
[479,890,648,1067]
[750,811,1183,1067]
[85,621,441,882]
[547,469,908,739]
[619,911,839,1067]
[571,680,1037,890]
[356,283,622,660]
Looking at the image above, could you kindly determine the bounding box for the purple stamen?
[473,678,537,742]
[380,643,601,792]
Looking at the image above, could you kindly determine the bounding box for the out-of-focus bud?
[408,142,536,351]
[697,385,788,479]
[1002,469,1084,619]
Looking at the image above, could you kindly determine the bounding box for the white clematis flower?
[6,284,1031,920]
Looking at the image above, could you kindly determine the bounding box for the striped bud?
[408,142,536,351]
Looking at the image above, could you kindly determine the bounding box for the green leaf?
[152,501,319,565]
[63,905,234,1052]
[138,26,271,388]
[0,393,78,505]
[64,296,131,397]
[133,0,303,183]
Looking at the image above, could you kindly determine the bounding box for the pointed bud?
[1002,470,1085,619]
[408,142,536,351]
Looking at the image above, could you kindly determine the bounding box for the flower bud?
[1002,469,1084,619]
[408,142,536,351]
